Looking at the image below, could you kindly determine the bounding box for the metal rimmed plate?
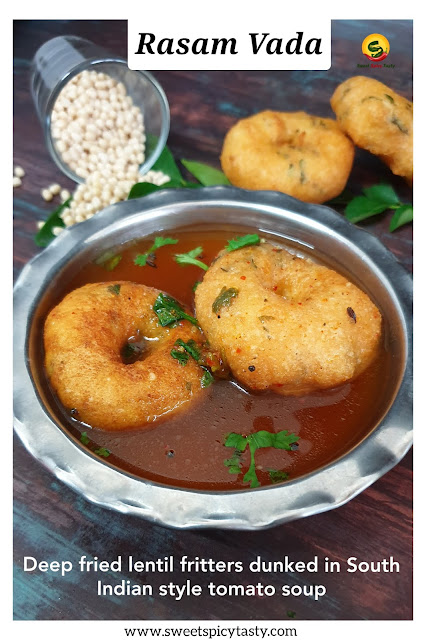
[13,187,413,529]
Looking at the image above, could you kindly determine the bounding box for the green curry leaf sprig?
[127,145,230,200]
[327,183,412,231]
[224,430,299,488]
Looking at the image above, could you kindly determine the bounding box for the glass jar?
[30,35,170,183]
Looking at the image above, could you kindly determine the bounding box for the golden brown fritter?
[195,243,382,395]
[220,110,355,203]
[330,76,413,183]
[44,282,204,430]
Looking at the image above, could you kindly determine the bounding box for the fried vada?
[195,243,381,395]
[220,110,355,204]
[44,282,205,430]
[330,76,413,183]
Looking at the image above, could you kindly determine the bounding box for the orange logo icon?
[362,34,390,62]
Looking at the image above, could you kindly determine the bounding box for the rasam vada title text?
[128,20,331,70]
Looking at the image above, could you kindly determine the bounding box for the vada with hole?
[195,242,382,395]
[330,76,413,183]
[220,110,355,204]
[44,282,205,430]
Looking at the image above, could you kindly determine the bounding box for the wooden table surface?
[13,20,413,621]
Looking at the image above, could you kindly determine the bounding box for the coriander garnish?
[391,116,409,134]
[153,293,198,327]
[224,430,299,488]
[94,250,122,271]
[175,338,201,362]
[299,159,307,184]
[268,469,289,483]
[80,433,112,459]
[134,236,178,267]
[174,247,209,271]
[212,287,239,314]
[224,449,243,474]
[170,349,189,365]
[201,368,214,388]
[94,447,111,458]
[107,284,121,296]
[225,234,260,252]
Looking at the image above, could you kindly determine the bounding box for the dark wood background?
[13,20,413,621]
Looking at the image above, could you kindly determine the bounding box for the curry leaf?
[341,183,412,231]
[363,183,400,205]
[389,204,413,232]
[127,180,183,200]
[151,144,184,183]
[344,196,390,223]
[181,160,230,186]
[34,198,71,247]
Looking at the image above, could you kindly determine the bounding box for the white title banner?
[128,18,331,71]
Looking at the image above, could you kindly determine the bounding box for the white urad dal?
[47,69,168,231]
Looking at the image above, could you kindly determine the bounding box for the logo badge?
[362,34,390,62]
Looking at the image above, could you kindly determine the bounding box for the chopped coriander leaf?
[175,247,209,271]
[268,469,289,483]
[134,236,178,267]
[122,343,137,359]
[287,611,296,618]
[94,447,111,458]
[212,287,239,314]
[391,116,409,134]
[224,449,243,474]
[175,338,201,362]
[94,250,122,271]
[192,281,201,292]
[224,429,299,488]
[170,348,189,365]
[201,368,214,388]
[121,340,144,364]
[105,255,122,271]
[107,284,121,296]
[153,293,198,327]
[225,234,260,252]
[134,254,151,267]
[225,432,248,451]
[80,432,90,445]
